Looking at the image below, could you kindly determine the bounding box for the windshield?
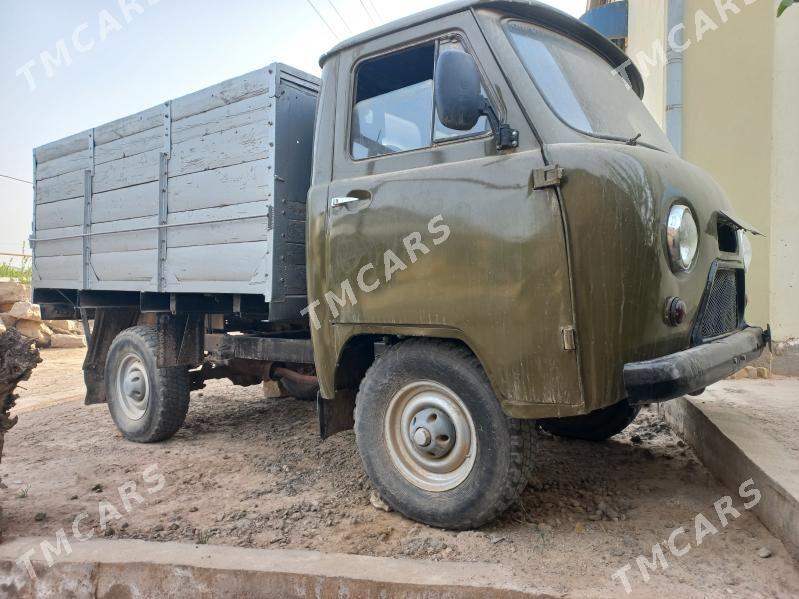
[505,20,673,152]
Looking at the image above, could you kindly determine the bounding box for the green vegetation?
[0,243,32,284]
[778,0,798,17]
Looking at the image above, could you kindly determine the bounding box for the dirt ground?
[2,348,798,598]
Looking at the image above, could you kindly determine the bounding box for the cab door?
[324,13,582,411]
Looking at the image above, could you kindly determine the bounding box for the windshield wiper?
[626,133,642,146]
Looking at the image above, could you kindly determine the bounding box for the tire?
[538,399,640,442]
[354,339,535,530]
[105,326,190,443]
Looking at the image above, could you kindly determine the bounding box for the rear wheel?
[354,339,535,529]
[538,399,640,442]
[105,326,190,443]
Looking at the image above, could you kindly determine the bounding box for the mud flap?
[317,389,356,439]
[83,308,139,405]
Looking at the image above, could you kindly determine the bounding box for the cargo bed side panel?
[32,64,319,303]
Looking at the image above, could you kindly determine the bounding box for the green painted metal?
[307,1,750,419]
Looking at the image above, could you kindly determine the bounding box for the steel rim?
[116,353,150,421]
[384,380,477,492]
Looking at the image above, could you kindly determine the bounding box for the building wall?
[771,9,799,340]
[627,0,667,126]
[681,0,774,329]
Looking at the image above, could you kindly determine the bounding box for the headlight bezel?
[665,203,699,272]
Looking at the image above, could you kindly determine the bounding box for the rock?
[0,302,15,313]
[369,491,393,512]
[50,333,86,348]
[34,512,47,522]
[8,302,41,321]
[44,320,78,335]
[91,483,103,493]
[744,366,757,379]
[730,369,749,380]
[756,367,769,379]
[757,546,772,559]
[0,282,28,304]
[14,320,52,344]
[263,380,283,398]
[0,321,5,335]
[0,314,16,328]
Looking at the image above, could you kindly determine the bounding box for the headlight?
[666,204,699,271]
[739,231,752,272]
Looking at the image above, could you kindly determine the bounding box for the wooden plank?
[91,248,156,282]
[167,218,269,249]
[34,236,83,258]
[36,148,92,181]
[94,126,163,165]
[94,105,163,145]
[36,169,85,204]
[168,160,272,213]
[91,230,158,255]
[164,241,269,283]
[171,94,270,145]
[92,182,159,224]
[33,255,82,283]
[170,122,270,178]
[167,202,270,248]
[36,197,83,230]
[171,68,270,121]
[35,130,90,164]
[36,225,82,240]
[93,149,160,194]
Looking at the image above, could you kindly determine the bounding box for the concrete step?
[0,537,551,598]
[660,379,799,560]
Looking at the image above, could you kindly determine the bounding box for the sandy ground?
[2,348,798,598]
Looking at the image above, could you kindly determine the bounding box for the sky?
[0,0,586,256]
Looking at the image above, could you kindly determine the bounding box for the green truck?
[32,0,765,529]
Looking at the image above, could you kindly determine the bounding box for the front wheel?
[354,339,535,529]
[105,326,190,443]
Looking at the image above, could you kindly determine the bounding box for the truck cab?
[305,0,764,527]
[31,0,765,530]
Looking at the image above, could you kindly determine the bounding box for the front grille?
[698,269,740,339]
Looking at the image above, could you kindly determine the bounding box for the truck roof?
[319,0,644,99]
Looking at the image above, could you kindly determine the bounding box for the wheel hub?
[384,381,477,492]
[409,407,456,458]
[116,354,150,421]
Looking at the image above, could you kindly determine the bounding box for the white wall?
[770,9,799,341]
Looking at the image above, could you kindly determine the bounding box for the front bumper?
[624,326,765,403]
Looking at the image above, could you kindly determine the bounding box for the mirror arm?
[481,100,519,151]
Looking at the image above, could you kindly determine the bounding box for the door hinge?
[533,165,564,190]
[561,326,576,351]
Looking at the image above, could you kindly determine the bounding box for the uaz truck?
[31,0,766,529]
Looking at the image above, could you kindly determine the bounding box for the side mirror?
[434,51,483,131]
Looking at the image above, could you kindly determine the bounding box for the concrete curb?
[0,537,552,598]
[660,397,799,560]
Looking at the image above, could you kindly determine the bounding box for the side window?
[351,38,492,160]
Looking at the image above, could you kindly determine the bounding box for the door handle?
[331,190,371,208]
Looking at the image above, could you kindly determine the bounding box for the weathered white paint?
[32,63,319,297]
[168,159,273,213]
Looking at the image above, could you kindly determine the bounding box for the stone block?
[50,333,87,349]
